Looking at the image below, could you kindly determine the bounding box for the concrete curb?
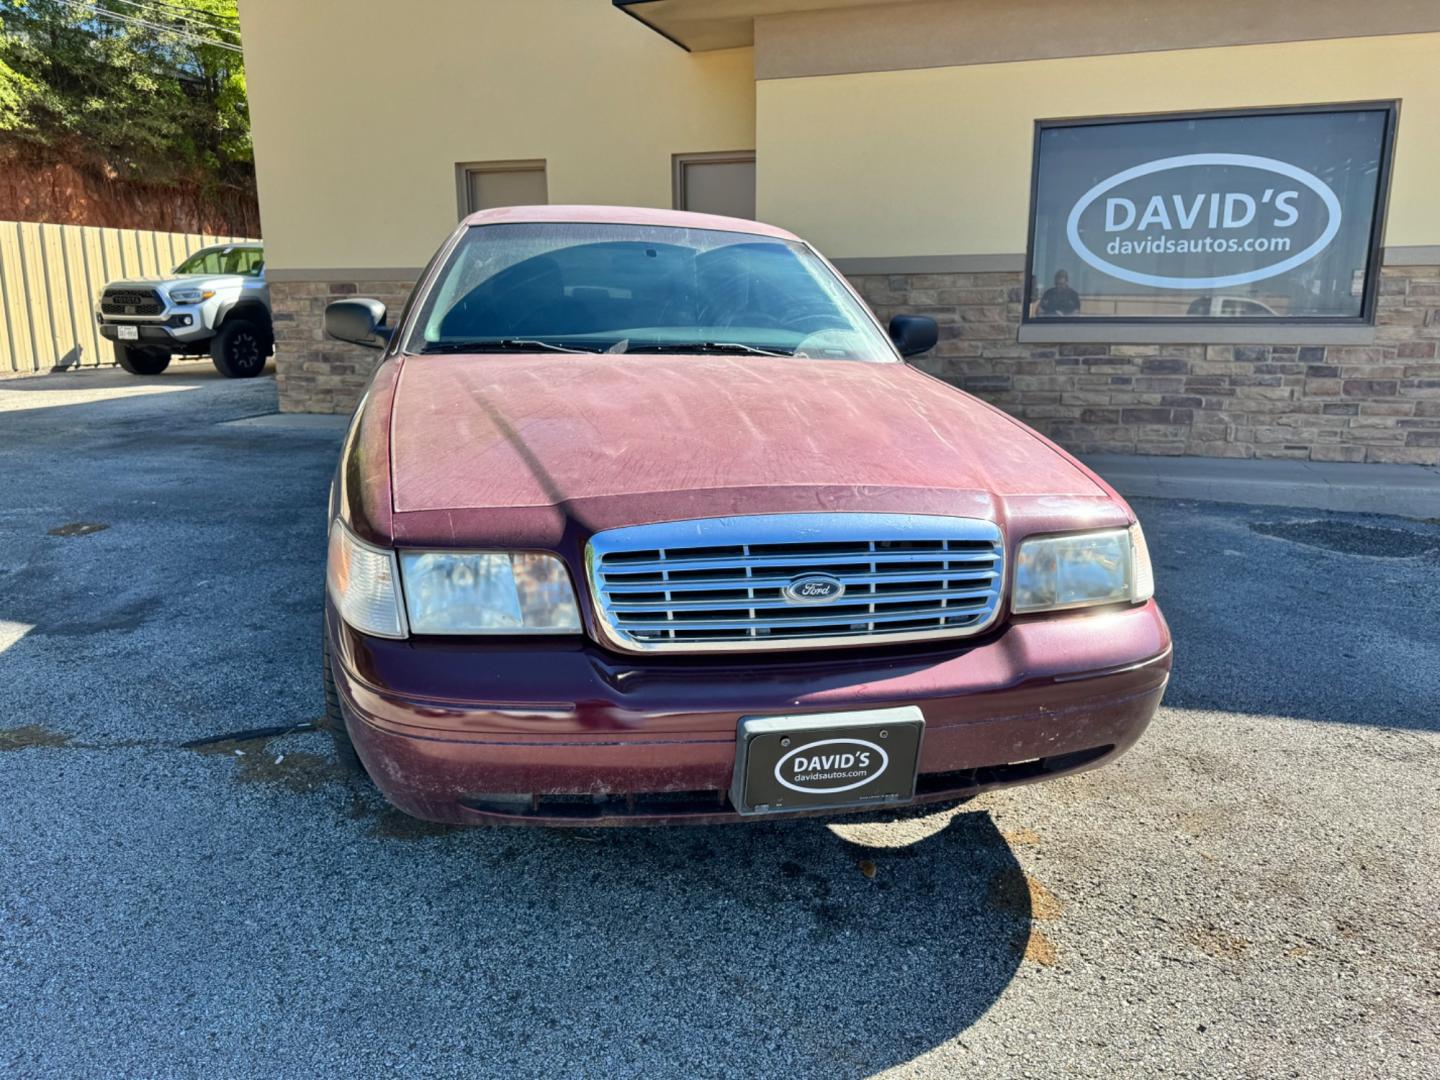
[218,412,350,433]
[1085,454,1440,519]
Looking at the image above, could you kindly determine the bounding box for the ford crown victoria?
[322,205,1171,825]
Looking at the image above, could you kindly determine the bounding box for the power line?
[3,0,242,45]
[105,0,243,40]
[71,0,244,49]
[104,0,242,40]
[5,0,244,28]
[52,0,243,52]
[146,0,239,24]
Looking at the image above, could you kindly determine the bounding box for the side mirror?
[889,314,938,358]
[325,298,392,348]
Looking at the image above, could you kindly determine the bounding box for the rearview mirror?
[325,299,392,348]
[889,314,938,358]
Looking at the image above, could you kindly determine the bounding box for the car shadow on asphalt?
[319,783,1032,1078]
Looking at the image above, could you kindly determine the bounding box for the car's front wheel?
[211,319,271,378]
[113,342,171,376]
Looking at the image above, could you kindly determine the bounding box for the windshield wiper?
[620,341,793,357]
[421,338,602,355]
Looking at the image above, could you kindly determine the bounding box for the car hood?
[105,274,245,290]
[388,354,1103,517]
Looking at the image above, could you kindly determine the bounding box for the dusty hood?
[389,353,1102,513]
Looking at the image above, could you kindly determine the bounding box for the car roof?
[458,204,801,242]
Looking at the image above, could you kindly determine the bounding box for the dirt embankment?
[0,148,260,235]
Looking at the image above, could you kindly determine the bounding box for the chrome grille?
[101,288,163,316]
[586,513,1004,653]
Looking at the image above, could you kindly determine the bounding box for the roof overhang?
[614,0,901,51]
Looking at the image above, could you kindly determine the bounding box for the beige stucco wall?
[756,32,1440,259]
[237,0,756,272]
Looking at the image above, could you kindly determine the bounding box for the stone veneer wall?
[850,265,1440,465]
[271,279,416,414]
[273,269,1440,465]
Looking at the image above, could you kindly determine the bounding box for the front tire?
[114,342,171,376]
[211,319,271,378]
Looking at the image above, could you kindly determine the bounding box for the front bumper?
[329,599,1171,826]
[99,313,211,349]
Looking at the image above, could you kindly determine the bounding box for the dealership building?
[237,0,1440,464]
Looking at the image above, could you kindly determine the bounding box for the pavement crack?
[179,721,318,748]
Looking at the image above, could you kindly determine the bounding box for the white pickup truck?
[96,242,273,378]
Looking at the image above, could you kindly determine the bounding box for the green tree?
[0,0,251,193]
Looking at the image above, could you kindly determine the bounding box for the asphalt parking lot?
[2,361,1437,1079]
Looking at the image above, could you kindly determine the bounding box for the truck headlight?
[400,552,580,634]
[1012,524,1154,614]
[169,287,214,304]
[327,521,407,638]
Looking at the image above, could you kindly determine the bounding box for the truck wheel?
[323,628,369,780]
[211,319,271,378]
[114,343,171,376]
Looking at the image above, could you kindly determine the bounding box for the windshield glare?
[407,222,897,361]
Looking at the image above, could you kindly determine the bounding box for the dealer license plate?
[730,706,924,815]
[116,325,139,341]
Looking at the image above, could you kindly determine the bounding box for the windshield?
[405,222,896,361]
[175,246,264,276]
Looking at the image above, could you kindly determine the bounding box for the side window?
[455,160,548,217]
[673,152,756,220]
[225,248,264,276]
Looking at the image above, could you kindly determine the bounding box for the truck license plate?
[730,706,924,815]
[116,325,139,341]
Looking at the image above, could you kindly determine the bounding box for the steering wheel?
[783,313,842,333]
[698,308,786,330]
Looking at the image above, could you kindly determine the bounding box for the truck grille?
[586,513,1004,653]
[101,289,163,316]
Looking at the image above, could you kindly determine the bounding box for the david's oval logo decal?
[774,738,888,794]
[782,574,845,605]
[1064,153,1343,290]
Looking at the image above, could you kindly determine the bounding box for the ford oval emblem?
[783,574,845,605]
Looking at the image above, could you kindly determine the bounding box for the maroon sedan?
[322,205,1170,826]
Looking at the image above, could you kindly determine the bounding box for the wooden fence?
[0,220,254,375]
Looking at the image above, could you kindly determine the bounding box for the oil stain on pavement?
[0,724,71,751]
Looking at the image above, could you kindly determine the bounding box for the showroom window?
[455,160,548,217]
[1023,103,1397,325]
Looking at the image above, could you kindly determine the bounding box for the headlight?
[1012,524,1154,614]
[327,521,407,638]
[169,287,214,304]
[400,552,580,635]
